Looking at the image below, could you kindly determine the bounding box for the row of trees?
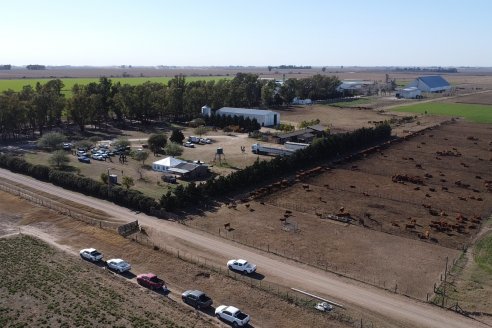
[0,74,342,138]
[203,114,261,132]
[160,124,392,211]
[0,154,159,214]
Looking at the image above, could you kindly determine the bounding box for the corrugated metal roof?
[418,76,450,88]
[217,107,277,116]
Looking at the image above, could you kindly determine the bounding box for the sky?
[1,0,491,67]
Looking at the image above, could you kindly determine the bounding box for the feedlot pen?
[189,120,492,300]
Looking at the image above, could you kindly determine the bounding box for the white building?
[397,87,422,99]
[216,107,280,126]
[406,76,451,93]
[152,157,186,172]
[292,97,312,105]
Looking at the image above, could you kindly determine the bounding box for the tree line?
[0,73,341,139]
[160,123,392,211]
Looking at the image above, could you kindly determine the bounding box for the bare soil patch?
[188,120,492,300]
[0,192,355,328]
[446,91,492,105]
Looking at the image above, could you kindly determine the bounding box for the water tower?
[214,147,225,164]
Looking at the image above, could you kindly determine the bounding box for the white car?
[106,259,131,273]
[227,259,256,274]
[215,305,250,327]
[79,248,103,262]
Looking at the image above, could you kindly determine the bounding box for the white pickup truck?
[215,305,250,327]
[79,248,103,262]
[227,259,257,274]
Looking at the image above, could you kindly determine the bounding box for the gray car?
[181,290,213,309]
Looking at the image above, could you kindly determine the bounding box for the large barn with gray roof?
[406,76,451,93]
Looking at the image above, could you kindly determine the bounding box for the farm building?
[337,80,375,95]
[292,97,312,105]
[406,76,451,93]
[152,157,186,172]
[168,162,208,180]
[396,87,422,99]
[215,107,280,127]
[273,125,327,144]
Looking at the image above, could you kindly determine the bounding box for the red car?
[136,273,166,290]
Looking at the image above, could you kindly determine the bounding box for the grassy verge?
[393,102,492,123]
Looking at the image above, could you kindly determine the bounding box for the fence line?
[0,180,120,232]
[131,228,363,327]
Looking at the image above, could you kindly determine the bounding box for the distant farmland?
[393,102,492,123]
[0,76,229,94]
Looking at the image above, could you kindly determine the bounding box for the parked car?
[77,156,91,163]
[181,290,213,309]
[79,248,103,262]
[227,259,257,274]
[106,259,131,273]
[62,143,72,150]
[184,141,195,148]
[161,175,177,184]
[215,305,250,327]
[136,273,166,290]
[77,150,87,156]
[91,154,104,161]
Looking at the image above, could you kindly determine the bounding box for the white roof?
[225,306,240,313]
[153,157,186,167]
[217,107,278,116]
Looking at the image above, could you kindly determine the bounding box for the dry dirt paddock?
[188,120,492,300]
[0,192,360,328]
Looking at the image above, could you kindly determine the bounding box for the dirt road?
[0,168,486,328]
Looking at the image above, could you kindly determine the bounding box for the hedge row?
[0,155,160,214]
[160,124,392,211]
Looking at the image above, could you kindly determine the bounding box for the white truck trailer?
[251,143,295,156]
[284,141,310,151]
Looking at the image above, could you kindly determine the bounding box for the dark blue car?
[77,156,91,163]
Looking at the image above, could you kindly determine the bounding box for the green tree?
[68,84,93,132]
[147,133,167,156]
[100,172,108,184]
[164,142,183,156]
[113,138,131,150]
[37,132,66,150]
[49,150,70,168]
[170,129,185,144]
[194,126,208,137]
[122,176,134,189]
[131,150,150,165]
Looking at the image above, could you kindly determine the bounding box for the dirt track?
[0,168,487,327]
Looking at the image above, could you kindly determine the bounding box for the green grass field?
[475,230,492,274]
[329,98,372,108]
[0,76,229,94]
[393,102,492,123]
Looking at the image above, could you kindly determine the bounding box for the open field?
[447,91,492,106]
[0,76,228,94]
[0,192,356,328]
[188,120,492,300]
[393,103,492,123]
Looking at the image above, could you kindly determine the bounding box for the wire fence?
[130,228,366,328]
[0,180,120,232]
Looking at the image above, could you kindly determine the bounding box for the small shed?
[169,162,208,180]
[397,87,422,99]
